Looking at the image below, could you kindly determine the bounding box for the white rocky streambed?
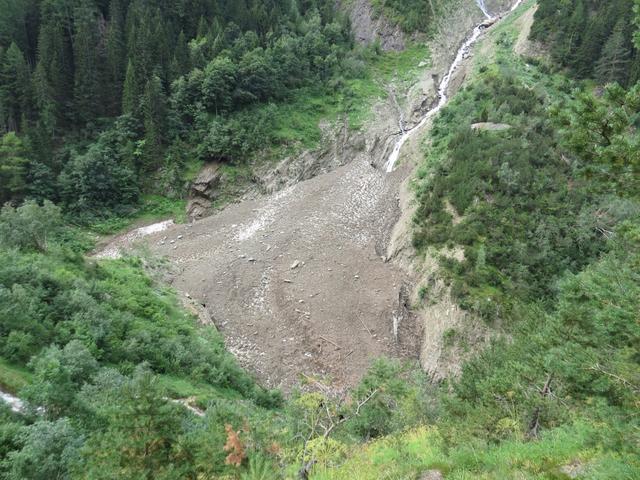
[1,389,23,412]
[384,0,524,172]
[0,385,203,417]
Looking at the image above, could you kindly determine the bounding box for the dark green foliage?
[196,108,275,163]
[58,116,140,216]
[531,0,639,85]
[414,73,608,314]
[78,367,190,479]
[0,132,28,203]
[72,4,102,124]
[348,359,426,439]
[0,42,31,132]
[554,82,640,196]
[448,228,640,448]
[0,0,355,215]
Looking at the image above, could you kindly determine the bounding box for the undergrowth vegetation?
[413,72,610,315]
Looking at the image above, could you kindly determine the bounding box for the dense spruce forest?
[530,0,640,85]
[0,0,639,478]
[0,0,354,219]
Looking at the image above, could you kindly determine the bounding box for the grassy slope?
[0,358,32,394]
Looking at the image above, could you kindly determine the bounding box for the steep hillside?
[0,0,638,479]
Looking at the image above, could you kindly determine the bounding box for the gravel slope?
[95,0,525,391]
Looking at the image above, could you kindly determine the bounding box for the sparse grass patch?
[85,195,187,236]
[0,357,32,394]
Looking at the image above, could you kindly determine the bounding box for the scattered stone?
[239,254,246,259]
[248,258,256,262]
[354,275,360,279]
[177,235,183,240]
[420,471,443,480]
[170,240,175,244]
[471,122,511,131]
[560,461,588,479]
[290,260,300,269]
[283,279,293,283]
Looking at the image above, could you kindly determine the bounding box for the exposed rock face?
[186,162,222,220]
[344,0,405,51]
[471,122,511,131]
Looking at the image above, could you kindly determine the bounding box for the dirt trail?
[96,1,524,392]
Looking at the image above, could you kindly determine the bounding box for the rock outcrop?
[186,162,222,220]
[471,122,511,131]
[343,0,405,51]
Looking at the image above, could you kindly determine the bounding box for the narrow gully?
[384,0,524,173]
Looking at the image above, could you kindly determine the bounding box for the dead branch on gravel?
[319,335,341,349]
[527,374,553,439]
[322,388,378,439]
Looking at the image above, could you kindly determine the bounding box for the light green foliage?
[0,202,275,407]
[22,341,99,418]
[555,82,640,196]
[0,357,32,393]
[0,200,62,252]
[4,418,83,480]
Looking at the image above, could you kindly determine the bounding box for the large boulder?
[186,162,222,220]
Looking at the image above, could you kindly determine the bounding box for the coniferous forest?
[0,0,355,218]
[0,0,639,478]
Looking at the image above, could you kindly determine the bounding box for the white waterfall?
[384,22,489,172]
[383,0,528,173]
[476,0,492,18]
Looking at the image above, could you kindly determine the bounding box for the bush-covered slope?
[303,3,640,477]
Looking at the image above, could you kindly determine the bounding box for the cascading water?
[383,25,488,172]
[476,0,492,19]
[384,0,524,173]
[1,389,24,413]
